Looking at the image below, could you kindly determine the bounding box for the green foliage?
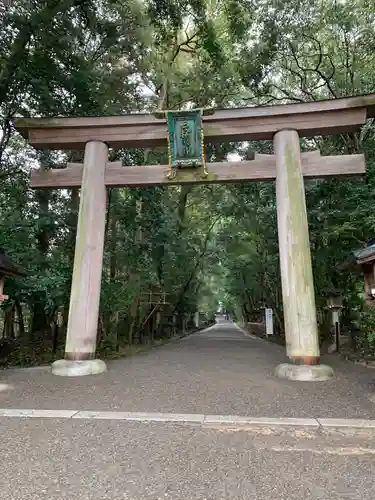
[356,308,375,353]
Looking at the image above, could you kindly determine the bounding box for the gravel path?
[1,319,375,419]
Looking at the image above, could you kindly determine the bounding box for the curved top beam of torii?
[13,93,375,151]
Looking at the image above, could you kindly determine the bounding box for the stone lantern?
[324,288,344,352]
[326,290,343,311]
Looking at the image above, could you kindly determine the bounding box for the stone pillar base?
[51,359,107,377]
[275,363,334,381]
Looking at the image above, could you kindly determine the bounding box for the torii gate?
[14,93,375,380]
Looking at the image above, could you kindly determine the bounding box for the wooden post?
[194,311,199,329]
[274,130,334,381]
[172,314,177,336]
[156,311,161,328]
[52,141,108,376]
[182,316,186,335]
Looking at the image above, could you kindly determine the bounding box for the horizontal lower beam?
[30,154,366,189]
[14,93,375,150]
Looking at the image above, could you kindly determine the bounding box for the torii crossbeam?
[30,151,365,188]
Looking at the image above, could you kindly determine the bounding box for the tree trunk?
[128,197,143,344]
[109,190,118,282]
[32,152,51,335]
[15,300,25,337]
[52,320,59,355]
[3,306,15,339]
[177,186,192,233]
[31,300,48,335]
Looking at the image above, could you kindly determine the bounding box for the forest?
[1,0,375,366]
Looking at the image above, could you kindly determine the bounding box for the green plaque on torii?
[154,108,215,179]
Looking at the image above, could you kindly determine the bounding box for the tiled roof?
[353,244,375,262]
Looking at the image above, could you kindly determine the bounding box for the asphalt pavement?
[1,319,375,418]
[2,417,375,499]
[1,319,375,499]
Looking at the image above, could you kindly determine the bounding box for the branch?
[280,61,317,101]
[272,83,307,103]
[172,215,221,313]
[304,34,323,72]
[0,115,12,167]
[300,34,337,98]
[156,30,199,109]
[255,94,303,105]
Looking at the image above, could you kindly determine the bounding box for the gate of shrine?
[14,94,375,380]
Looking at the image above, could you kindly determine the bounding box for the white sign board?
[332,310,339,325]
[265,308,274,336]
[194,311,200,328]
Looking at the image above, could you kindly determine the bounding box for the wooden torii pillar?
[13,93,375,378]
[52,141,109,376]
[273,131,333,380]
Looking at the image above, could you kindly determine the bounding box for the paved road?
[1,319,375,418]
[2,417,375,500]
[1,320,375,499]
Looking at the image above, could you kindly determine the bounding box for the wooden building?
[339,242,375,307]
